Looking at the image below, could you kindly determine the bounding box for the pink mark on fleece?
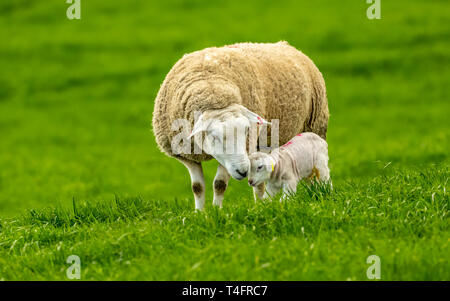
[282,141,293,147]
[257,116,263,125]
[282,134,302,148]
[227,45,239,48]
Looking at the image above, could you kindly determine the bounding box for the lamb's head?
[248,152,274,187]
[188,104,270,180]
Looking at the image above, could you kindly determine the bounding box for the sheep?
[152,41,329,209]
[247,132,331,200]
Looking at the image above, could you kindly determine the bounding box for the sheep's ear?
[240,105,271,125]
[188,114,212,139]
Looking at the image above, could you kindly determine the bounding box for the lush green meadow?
[0,0,448,280]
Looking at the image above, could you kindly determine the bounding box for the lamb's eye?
[257,165,263,171]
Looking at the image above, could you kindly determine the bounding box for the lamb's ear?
[240,105,271,125]
[188,114,212,139]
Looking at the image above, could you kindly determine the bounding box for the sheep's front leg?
[179,159,205,210]
[213,164,230,207]
[253,182,266,202]
[280,180,297,201]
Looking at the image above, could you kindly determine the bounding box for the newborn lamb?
[248,132,331,200]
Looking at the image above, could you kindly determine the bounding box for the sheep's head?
[248,152,274,187]
[188,104,270,180]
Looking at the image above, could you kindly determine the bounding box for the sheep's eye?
[257,165,263,171]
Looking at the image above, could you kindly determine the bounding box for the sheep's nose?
[236,169,247,178]
[248,179,254,186]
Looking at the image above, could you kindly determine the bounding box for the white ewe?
[152,42,329,209]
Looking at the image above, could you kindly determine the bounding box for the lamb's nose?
[236,169,247,178]
[248,179,254,186]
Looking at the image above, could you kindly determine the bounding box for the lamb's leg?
[266,182,280,199]
[253,182,266,202]
[316,154,330,181]
[280,180,297,201]
[178,159,205,210]
[316,154,333,189]
[213,164,230,207]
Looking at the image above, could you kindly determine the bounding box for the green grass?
[0,167,448,280]
[0,0,449,280]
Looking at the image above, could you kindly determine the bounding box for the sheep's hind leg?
[178,159,205,210]
[316,154,333,190]
[213,164,230,207]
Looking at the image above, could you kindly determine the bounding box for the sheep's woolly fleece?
[152,41,329,162]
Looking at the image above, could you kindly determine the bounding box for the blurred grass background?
[0,0,448,216]
[0,0,448,281]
